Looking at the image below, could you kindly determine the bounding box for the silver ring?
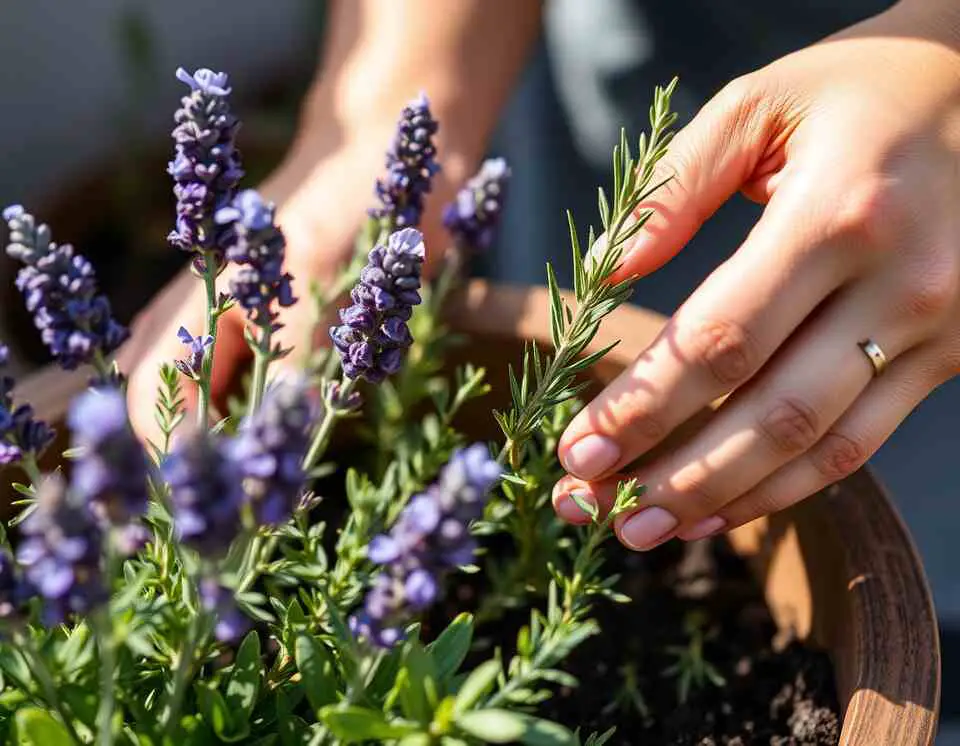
[858,339,888,377]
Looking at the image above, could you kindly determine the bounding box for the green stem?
[302,378,356,472]
[248,328,272,417]
[197,257,219,429]
[20,634,83,745]
[95,609,117,746]
[20,453,42,487]
[162,611,206,737]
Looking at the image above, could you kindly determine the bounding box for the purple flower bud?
[216,190,296,335]
[17,476,106,625]
[168,68,243,262]
[68,389,149,549]
[350,444,501,648]
[442,158,512,252]
[0,343,55,466]
[4,208,128,371]
[175,327,213,379]
[330,228,425,383]
[230,379,313,526]
[165,432,245,557]
[370,93,440,229]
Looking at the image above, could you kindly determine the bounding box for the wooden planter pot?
[10,280,941,745]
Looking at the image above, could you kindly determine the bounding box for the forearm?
[303,0,541,179]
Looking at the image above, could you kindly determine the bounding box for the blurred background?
[1,0,957,740]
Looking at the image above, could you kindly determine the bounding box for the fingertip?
[551,477,594,525]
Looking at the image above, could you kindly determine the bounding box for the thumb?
[607,76,777,284]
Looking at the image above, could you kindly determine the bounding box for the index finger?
[557,189,856,481]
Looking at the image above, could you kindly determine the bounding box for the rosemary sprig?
[495,78,678,472]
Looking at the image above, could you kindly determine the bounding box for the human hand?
[552,0,960,549]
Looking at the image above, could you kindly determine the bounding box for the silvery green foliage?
[0,73,678,746]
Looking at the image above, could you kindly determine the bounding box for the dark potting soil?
[448,537,841,746]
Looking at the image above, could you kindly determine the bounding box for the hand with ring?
[552,0,960,550]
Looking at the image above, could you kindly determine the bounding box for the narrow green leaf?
[14,707,73,746]
[197,683,243,740]
[453,660,502,715]
[520,719,577,746]
[320,706,417,740]
[295,634,339,714]
[456,710,527,743]
[567,341,619,374]
[597,187,610,230]
[224,631,261,722]
[545,263,565,348]
[427,613,474,681]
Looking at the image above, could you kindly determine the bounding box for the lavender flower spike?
[4,206,128,371]
[330,228,425,383]
[351,444,502,648]
[0,344,54,465]
[17,475,106,625]
[168,67,244,265]
[164,432,245,557]
[69,389,149,550]
[215,189,295,335]
[442,158,512,252]
[230,379,313,525]
[370,93,440,229]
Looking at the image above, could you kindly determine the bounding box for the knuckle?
[725,485,783,526]
[758,397,820,454]
[810,431,867,482]
[898,250,960,321]
[827,176,909,250]
[680,316,758,387]
[668,462,719,515]
[714,75,763,121]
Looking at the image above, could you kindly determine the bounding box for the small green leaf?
[427,613,473,681]
[453,662,501,718]
[197,683,244,741]
[457,709,527,743]
[320,706,418,740]
[14,707,73,746]
[568,493,599,522]
[295,634,339,714]
[224,630,261,722]
[520,719,577,745]
[400,641,438,723]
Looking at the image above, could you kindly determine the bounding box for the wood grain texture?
[9,279,941,743]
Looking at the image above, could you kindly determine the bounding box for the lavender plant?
[0,70,678,746]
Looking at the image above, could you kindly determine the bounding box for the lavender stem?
[247,332,271,417]
[196,259,219,429]
[302,377,355,472]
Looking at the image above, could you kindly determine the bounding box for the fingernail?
[556,491,596,523]
[678,515,727,542]
[620,507,678,550]
[561,434,620,479]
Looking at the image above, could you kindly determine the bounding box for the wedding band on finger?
[858,339,889,377]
